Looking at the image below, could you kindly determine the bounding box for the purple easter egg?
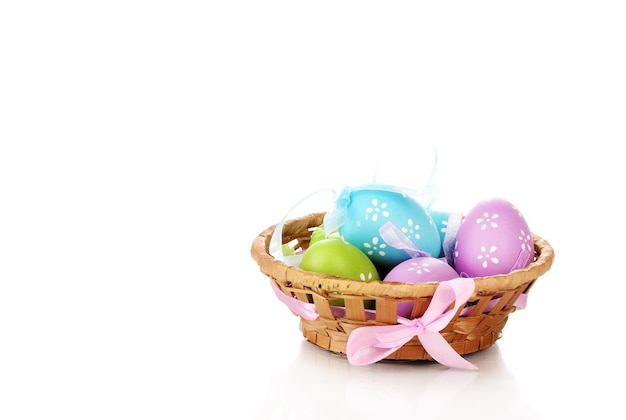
[453,197,535,277]
[383,256,459,318]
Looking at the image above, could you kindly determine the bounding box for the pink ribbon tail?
[269,279,319,321]
[346,277,478,369]
[347,323,417,365]
[419,331,478,370]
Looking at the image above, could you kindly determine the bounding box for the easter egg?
[336,186,442,274]
[300,237,380,282]
[453,197,535,277]
[383,256,459,318]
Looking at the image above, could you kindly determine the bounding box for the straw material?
[250,212,555,362]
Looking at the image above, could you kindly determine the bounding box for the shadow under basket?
[250,212,555,362]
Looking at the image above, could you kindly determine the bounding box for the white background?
[1,1,624,419]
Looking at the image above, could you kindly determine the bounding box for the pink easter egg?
[383,256,459,318]
[453,197,535,277]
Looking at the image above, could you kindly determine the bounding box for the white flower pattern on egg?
[363,236,387,257]
[400,218,421,241]
[477,245,499,268]
[407,261,431,276]
[476,212,499,230]
[440,219,448,235]
[359,272,374,281]
[365,198,389,222]
[519,229,533,252]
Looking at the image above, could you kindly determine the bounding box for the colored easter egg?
[383,256,459,318]
[300,237,380,282]
[453,197,535,277]
[336,186,442,274]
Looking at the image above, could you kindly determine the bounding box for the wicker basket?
[250,211,555,363]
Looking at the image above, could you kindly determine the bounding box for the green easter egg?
[300,238,380,282]
[300,238,379,307]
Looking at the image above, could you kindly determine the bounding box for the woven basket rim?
[251,212,555,299]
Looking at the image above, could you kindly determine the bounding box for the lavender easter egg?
[453,197,535,277]
[337,186,442,273]
[383,256,459,318]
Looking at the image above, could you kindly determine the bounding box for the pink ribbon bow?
[346,277,478,370]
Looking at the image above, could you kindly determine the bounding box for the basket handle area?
[268,189,337,266]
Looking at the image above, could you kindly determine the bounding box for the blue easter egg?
[337,186,442,272]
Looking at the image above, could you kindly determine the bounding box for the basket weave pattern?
[251,212,554,362]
